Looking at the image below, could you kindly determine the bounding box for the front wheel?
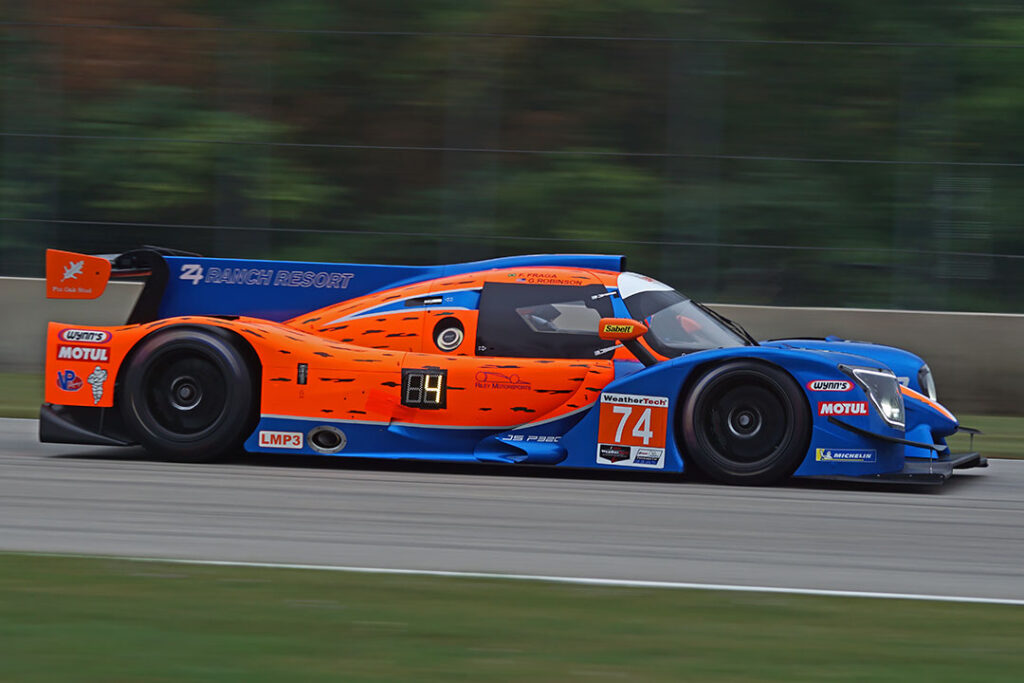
[681,361,810,485]
[120,327,258,462]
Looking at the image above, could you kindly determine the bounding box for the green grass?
[946,414,1022,458]
[0,553,1022,682]
[3,371,1020,456]
[0,372,43,418]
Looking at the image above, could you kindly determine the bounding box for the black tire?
[681,361,810,485]
[120,327,257,462]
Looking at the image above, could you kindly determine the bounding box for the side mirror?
[598,318,648,341]
[598,318,657,367]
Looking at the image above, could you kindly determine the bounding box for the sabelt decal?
[806,379,853,392]
[258,431,304,449]
[58,329,112,344]
[57,345,110,362]
[602,323,634,335]
[818,401,868,416]
[596,392,669,469]
[815,448,877,463]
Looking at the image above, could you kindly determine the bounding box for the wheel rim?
[696,374,792,467]
[144,351,227,436]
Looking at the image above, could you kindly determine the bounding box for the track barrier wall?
[2,277,1020,415]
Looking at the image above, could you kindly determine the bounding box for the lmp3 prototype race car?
[41,248,985,485]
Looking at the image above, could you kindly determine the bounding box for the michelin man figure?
[87,365,107,405]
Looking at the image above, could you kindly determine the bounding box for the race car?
[40,248,985,485]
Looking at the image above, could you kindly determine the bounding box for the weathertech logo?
[258,431,303,449]
[600,393,669,408]
[818,401,869,416]
[57,345,109,362]
[598,444,631,463]
[807,380,853,392]
[59,329,111,344]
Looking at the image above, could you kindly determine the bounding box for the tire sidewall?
[682,360,810,485]
[120,327,256,461]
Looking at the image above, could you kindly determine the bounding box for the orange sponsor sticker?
[46,249,111,299]
[596,392,669,468]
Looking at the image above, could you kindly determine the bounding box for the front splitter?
[803,451,987,485]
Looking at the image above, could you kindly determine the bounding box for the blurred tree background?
[2,0,1022,311]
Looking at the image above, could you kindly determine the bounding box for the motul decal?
[818,401,869,416]
[806,379,853,392]
[58,329,112,344]
[57,345,110,362]
[258,431,304,449]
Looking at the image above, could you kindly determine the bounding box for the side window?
[476,283,614,359]
[516,301,602,335]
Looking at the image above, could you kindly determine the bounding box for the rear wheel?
[682,361,810,485]
[120,327,257,462]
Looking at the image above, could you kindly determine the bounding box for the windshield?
[617,273,750,357]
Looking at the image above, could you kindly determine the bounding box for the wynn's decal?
[806,379,853,392]
[59,329,111,344]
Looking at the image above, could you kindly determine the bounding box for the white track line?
[28,553,1024,606]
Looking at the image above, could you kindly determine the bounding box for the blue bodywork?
[226,253,976,483]
[159,254,624,322]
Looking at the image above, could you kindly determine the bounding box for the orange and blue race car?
[41,248,985,485]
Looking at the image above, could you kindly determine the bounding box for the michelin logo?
[86,365,107,405]
[179,263,354,289]
[815,448,876,463]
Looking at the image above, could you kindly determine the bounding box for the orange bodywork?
[45,266,642,430]
[45,249,111,299]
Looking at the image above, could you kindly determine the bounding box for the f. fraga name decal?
[179,263,354,289]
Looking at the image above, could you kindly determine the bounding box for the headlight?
[839,365,905,430]
[918,364,937,402]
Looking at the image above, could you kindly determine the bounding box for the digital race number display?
[401,368,447,409]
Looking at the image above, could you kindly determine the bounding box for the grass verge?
[2,371,1019,457]
[946,414,1022,458]
[0,372,43,418]
[1,553,1023,682]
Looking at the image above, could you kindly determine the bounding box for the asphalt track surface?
[2,418,1022,600]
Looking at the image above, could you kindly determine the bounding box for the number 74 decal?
[611,405,655,444]
[596,392,669,469]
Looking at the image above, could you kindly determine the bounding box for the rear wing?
[47,248,627,324]
[46,247,197,300]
